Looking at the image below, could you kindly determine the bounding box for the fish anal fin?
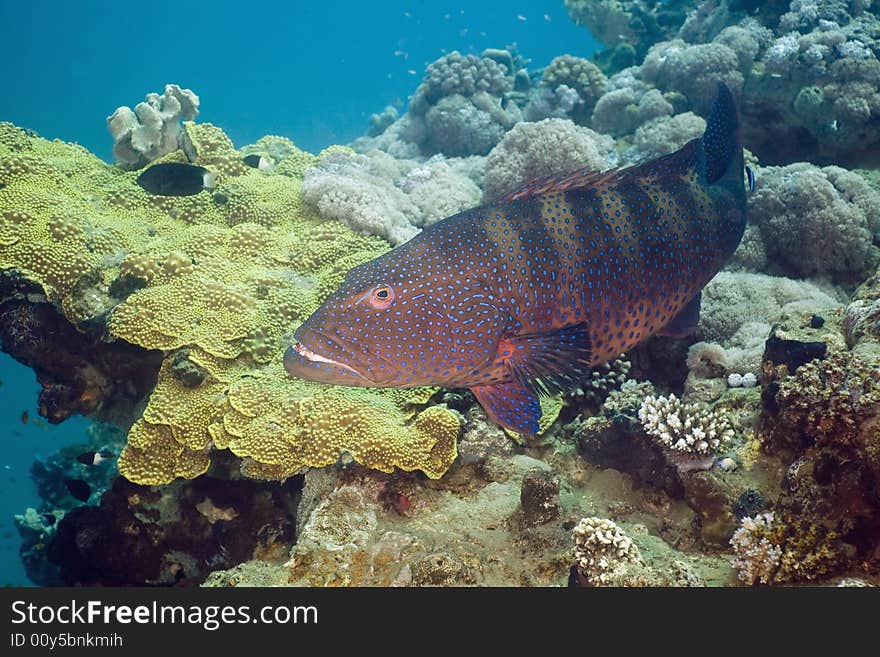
[471,381,541,434]
[497,322,594,395]
[659,292,701,338]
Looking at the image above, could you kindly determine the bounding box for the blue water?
[0,0,598,158]
[0,1,598,584]
[0,353,92,585]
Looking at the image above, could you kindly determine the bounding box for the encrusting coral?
[0,121,463,485]
[730,511,843,585]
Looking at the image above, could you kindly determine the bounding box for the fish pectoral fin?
[497,322,594,396]
[658,292,701,338]
[471,381,541,434]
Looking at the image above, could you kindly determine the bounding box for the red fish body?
[286,84,747,433]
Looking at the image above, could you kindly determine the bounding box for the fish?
[136,162,217,197]
[20,410,28,424]
[285,83,747,434]
[64,478,92,502]
[242,154,274,171]
[76,450,114,466]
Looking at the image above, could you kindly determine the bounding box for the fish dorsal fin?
[703,82,741,184]
[496,322,594,396]
[500,139,703,204]
[500,167,622,203]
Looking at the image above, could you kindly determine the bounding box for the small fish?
[407,69,418,75]
[544,14,552,22]
[64,478,91,502]
[136,162,217,197]
[745,165,756,192]
[286,84,747,434]
[20,410,28,424]
[393,50,409,60]
[517,14,527,21]
[76,450,114,466]
[241,154,274,171]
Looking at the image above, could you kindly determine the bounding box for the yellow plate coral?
[0,121,464,484]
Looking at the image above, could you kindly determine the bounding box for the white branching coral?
[638,394,734,455]
[730,512,782,585]
[572,517,641,586]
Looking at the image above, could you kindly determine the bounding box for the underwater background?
[0,0,597,586]
[0,0,878,587]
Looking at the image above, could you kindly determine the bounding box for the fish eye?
[369,284,395,310]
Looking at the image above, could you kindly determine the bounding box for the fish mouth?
[290,341,363,378]
[285,330,391,385]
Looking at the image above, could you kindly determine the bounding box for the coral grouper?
[286,83,747,434]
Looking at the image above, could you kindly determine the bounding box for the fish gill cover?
[2,0,880,587]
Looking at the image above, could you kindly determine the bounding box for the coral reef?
[697,271,843,375]
[107,84,199,169]
[564,0,692,71]
[626,111,706,163]
[0,275,162,424]
[301,149,481,245]
[567,0,880,164]
[482,119,614,202]
[527,55,608,124]
[730,512,843,585]
[0,123,461,486]
[748,163,880,281]
[757,293,880,574]
[639,394,735,455]
[571,517,645,586]
[9,0,880,587]
[46,465,301,585]
[16,421,126,585]
[567,355,632,406]
[402,51,521,157]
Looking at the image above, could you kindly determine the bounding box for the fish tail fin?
[702,82,741,185]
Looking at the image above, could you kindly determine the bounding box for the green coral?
[0,121,461,485]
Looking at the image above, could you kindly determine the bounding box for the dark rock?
[732,488,766,519]
[519,468,561,527]
[763,326,827,374]
[169,349,207,388]
[0,280,163,424]
[46,468,303,586]
[682,471,740,547]
[576,414,684,498]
